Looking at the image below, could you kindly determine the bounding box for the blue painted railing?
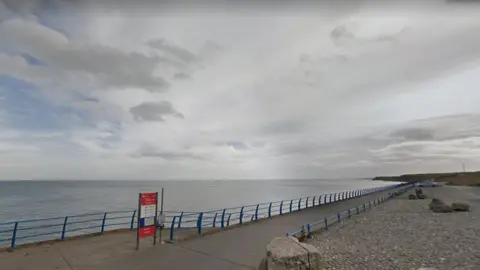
[0,184,403,249]
[167,184,404,242]
[0,210,184,249]
[286,183,413,238]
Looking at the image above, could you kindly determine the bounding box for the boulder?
[431,204,453,213]
[417,194,427,200]
[451,202,470,212]
[262,236,323,270]
[408,194,417,200]
[429,198,445,210]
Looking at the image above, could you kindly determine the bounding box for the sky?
[1,0,480,180]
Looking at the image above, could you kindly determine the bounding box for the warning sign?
[136,192,158,249]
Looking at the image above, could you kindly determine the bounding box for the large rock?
[262,236,323,270]
[429,198,445,210]
[431,204,453,213]
[417,194,427,200]
[452,202,470,212]
[408,194,417,200]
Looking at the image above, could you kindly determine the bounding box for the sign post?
[136,192,158,250]
[159,188,165,243]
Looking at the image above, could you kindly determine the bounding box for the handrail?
[285,183,413,238]
[167,183,405,242]
[1,183,407,248]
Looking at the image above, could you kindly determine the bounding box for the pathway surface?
[1,189,398,270]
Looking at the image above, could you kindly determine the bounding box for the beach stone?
[264,236,323,270]
[429,198,445,210]
[451,202,470,212]
[431,204,453,213]
[408,194,417,200]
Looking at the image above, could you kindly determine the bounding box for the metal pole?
[159,188,164,243]
[136,193,141,250]
[153,191,159,245]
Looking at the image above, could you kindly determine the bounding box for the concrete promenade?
[1,189,396,270]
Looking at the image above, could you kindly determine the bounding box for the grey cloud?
[226,141,249,151]
[129,101,184,122]
[389,128,435,141]
[260,120,306,136]
[148,38,197,63]
[0,18,171,92]
[132,145,202,161]
[174,72,191,80]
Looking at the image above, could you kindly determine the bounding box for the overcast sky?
[1,0,480,180]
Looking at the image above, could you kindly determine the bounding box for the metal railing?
[0,210,184,249]
[0,184,404,249]
[286,184,413,238]
[167,184,404,242]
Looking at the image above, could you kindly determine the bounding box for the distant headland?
[373,171,480,187]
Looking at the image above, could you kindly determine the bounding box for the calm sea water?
[0,179,391,222]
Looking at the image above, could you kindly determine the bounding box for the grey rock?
[429,198,445,210]
[409,194,417,200]
[417,194,427,200]
[451,202,470,212]
[264,236,323,270]
[431,204,453,213]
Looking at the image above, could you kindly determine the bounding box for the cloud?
[2,0,480,180]
[226,141,249,151]
[174,72,191,80]
[132,144,202,161]
[129,101,184,122]
[389,128,435,141]
[0,18,170,93]
[148,38,197,63]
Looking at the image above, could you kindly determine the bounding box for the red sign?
[141,193,157,205]
[139,226,155,238]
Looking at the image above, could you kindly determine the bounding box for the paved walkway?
[1,189,397,270]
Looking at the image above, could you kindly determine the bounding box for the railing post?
[178,212,184,229]
[324,217,328,230]
[130,210,136,230]
[306,197,310,208]
[170,216,177,242]
[290,200,293,212]
[197,212,203,235]
[329,193,332,203]
[221,209,226,228]
[255,204,259,221]
[213,213,218,227]
[61,216,69,240]
[298,198,302,211]
[324,194,327,204]
[312,196,316,207]
[227,214,232,226]
[268,203,272,218]
[101,212,107,233]
[239,207,244,224]
[10,222,18,249]
[280,201,283,215]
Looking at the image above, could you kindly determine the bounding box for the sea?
[0,179,391,222]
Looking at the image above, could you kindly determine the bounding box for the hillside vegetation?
[374,171,480,187]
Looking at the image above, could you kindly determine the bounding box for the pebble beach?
[309,186,480,270]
